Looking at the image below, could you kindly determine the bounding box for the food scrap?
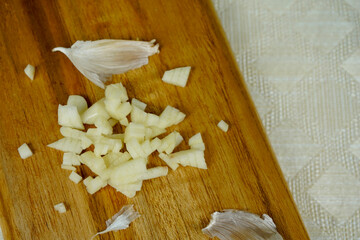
[54,203,67,214]
[217,120,229,132]
[91,205,140,239]
[18,143,33,159]
[162,66,191,87]
[202,210,283,240]
[24,64,35,81]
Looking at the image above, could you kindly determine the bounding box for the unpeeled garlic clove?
[53,39,159,88]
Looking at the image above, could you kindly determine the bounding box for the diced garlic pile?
[48,83,206,198]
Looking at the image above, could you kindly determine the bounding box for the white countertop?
[213,0,360,239]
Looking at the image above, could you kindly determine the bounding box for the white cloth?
[213,0,360,239]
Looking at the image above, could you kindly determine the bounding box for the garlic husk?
[53,39,159,88]
[91,205,140,239]
[202,210,283,240]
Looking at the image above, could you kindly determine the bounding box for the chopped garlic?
[140,139,159,157]
[158,106,186,128]
[54,202,66,213]
[169,149,207,169]
[83,176,93,187]
[105,83,129,102]
[145,113,160,127]
[18,143,33,159]
[189,133,205,151]
[144,128,153,140]
[67,95,88,114]
[119,118,129,126]
[124,122,146,143]
[105,101,132,121]
[131,106,148,124]
[58,104,84,130]
[109,158,147,185]
[63,152,81,166]
[69,171,82,184]
[150,138,162,152]
[217,120,229,132]
[61,165,76,171]
[159,153,179,170]
[47,138,83,154]
[86,128,101,136]
[131,98,147,111]
[142,167,168,180]
[108,180,143,193]
[140,140,152,157]
[92,135,123,154]
[108,180,143,198]
[175,132,184,146]
[162,66,191,87]
[131,106,161,127]
[147,127,166,139]
[126,139,146,159]
[94,142,110,156]
[60,127,92,149]
[49,81,208,199]
[95,117,113,135]
[80,151,107,176]
[108,133,124,141]
[157,131,183,154]
[108,118,118,127]
[111,139,123,153]
[103,83,132,121]
[81,98,110,124]
[86,176,107,194]
[24,64,35,81]
[103,152,131,168]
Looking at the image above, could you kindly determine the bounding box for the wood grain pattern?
[0,0,309,239]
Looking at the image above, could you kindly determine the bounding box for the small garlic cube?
[24,64,35,81]
[61,165,76,171]
[54,202,66,213]
[131,98,147,111]
[69,171,82,184]
[217,120,229,132]
[18,143,33,159]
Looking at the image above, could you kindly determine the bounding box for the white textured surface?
[213,0,360,239]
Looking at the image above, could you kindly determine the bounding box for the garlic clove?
[53,39,159,88]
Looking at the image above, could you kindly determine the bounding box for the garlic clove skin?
[202,210,283,240]
[53,39,159,88]
[91,205,140,239]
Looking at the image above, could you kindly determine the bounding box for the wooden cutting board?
[0,0,309,239]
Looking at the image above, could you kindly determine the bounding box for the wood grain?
[0,0,309,239]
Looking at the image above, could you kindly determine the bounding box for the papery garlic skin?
[53,39,159,88]
[202,210,283,240]
[91,205,140,239]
